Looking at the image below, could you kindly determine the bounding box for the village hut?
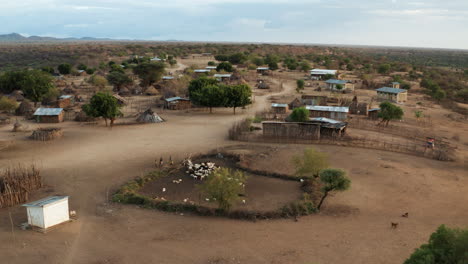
[31,128,63,141]
[145,86,159,96]
[33,108,64,123]
[136,109,164,123]
[62,86,77,95]
[15,100,35,117]
[289,98,303,110]
[130,85,143,95]
[8,90,25,101]
[118,87,131,97]
[22,196,70,231]
[164,97,191,110]
[368,108,380,120]
[112,94,128,106]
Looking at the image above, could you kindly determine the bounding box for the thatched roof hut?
[118,87,131,97]
[145,86,159,96]
[8,90,24,101]
[15,100,35,117]
[136,109,164,123]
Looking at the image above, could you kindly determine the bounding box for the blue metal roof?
[162,76,174,80]
[214,74,232,78]
[310,117,342,124]
[165,97,189,102]
[325,79,348,85]
[23,196,69,208]
[376,87,407,94]
[33,108,64,116]
[194,69,210,73]
[368,108,381,112]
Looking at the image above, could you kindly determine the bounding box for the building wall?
[166,100,191,110]
[43,200,70,229]
[38,113,64,123]
[263,122,320,140]
[27,207,45,229]
[377,92,407,103]
[272,107,288,114]
[56,98,71,108]
[309,110,347,120]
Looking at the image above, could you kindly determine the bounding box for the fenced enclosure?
[229,119,454,161]
[0,165,42,208]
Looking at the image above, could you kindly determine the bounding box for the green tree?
[378,64,391,74]
[107,72,132,90]
[432,89,446,102]
[335,84,343,90]
[77,64,88,71]
[290,107,310,122]
[414,110,423,119]
[214,54,229,62]
[198,167,248,211]
[268,61,279,71]
[133,62,165,87]
[216,61,234,72]
[317,169,351,210]
[41,66,55,75]
[225,84,252,114]
[297,79,305,91]
[404,225,468,264]
[0,71,28,94]
[41,86,60,105]
[20,70,55,106]
[292,147,329,178]
[82,92,122,127]
[194,84,226,113]
[378,102,404,126]
[251,57,265,66]
[58,63,72,75]
[188,77,219,101]
[207,61,216,66]
[300,61,311,72]
[228,53,247,64]
[0,96,18,112]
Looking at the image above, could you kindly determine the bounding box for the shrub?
[292,148,329,178]
[198,167,248,211]
[290,107,309,122]
[0,96,18,112]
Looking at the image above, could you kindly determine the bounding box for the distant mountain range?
[0,33,118,42]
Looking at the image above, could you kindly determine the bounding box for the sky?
[0,0,467,49]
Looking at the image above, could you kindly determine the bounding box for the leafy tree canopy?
[216,61,233,72]
[82,92,122,126]
[58,63,72,75]
[133,62,165,87]
[378,101,404,126]
[290,107,310,122]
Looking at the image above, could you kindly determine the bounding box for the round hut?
[15,100,34,117]
[136,109,163,123]
[8,90,25,101]
[31,128,63,141]
[145,86,159,96]
[118,87,131,97]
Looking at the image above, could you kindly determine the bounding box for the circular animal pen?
[31,128,63,141]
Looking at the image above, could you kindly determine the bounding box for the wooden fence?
[0,165,42,208]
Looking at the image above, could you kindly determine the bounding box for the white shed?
[22,196,70,230]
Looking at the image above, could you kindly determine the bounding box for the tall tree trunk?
[110,118,115,127]
[104,118,108,127]
[317,191,329,210]
[209,107,212,113]
[233,107,236,115]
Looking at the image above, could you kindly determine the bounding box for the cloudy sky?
[1,0,467,49]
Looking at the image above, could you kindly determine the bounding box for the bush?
[198,167,248,211]
[296,79,305,90]
[0,96,18,112]
[404,225,468,264]
[290,107,309,122]
[292,148,329,178]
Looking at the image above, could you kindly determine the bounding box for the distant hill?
[0,33,115,43]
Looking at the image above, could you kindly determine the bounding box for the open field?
[0,54,467,264]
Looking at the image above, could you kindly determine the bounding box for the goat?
[401,212,409,218]
[391,222,399,229]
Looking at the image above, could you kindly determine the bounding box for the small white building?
[22,196,70,231]
[310,69,338,80]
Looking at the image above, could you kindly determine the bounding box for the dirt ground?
[0,58,467,264]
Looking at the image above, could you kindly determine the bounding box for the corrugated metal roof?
[306,105,349,113]
[33,108,64,116]
[392,82,400,84]
[325,79,348,85]
[205,66,217,69]
[194,69,210,73]
[214,74,232,78]
[310,69,337,75]
[59,95,73,99]
[376,87,407,94]
[257,67,270,70]
[165,96,189,102]
[310,117,342,124]
[162,76,174,80]
[368,108,381,112]
[271,103,288,108]
[22,196,69,208]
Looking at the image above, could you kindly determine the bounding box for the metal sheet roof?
[368,108,381,112]
[194,69,210,73]
[165,96,190,102]
[33,108,64,116]
[376,87,407,94]
[205,66,217,69]
[325,79,348,85]
[214,74,232,78]
[257,67,270,70]
[59,95,73,99]
[162,76,174,80]
[271,103,288,108]
[306,105,349,113]
[310,117,342,124]
[22,196,69,208]
[310,69,337,75]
